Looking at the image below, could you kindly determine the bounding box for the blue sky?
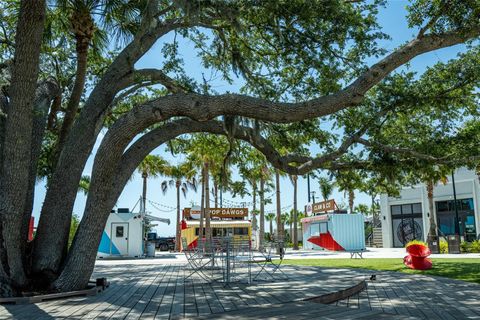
[32,1,467,237]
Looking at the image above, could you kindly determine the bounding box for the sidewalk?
[284,247,480,259]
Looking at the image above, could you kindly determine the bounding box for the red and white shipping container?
[301,214,365,251]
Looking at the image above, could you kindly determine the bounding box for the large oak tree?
[0,0,479,296]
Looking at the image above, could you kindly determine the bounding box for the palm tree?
[161,162,197,251]
[418,166,450,240]
[265,212,275,239]
[354,204,370,216]
[177,134,230,242]
[426,179,436,238]
[137,155,166,212]
[250,209,259,232]
[318,176,334,204]
[297,211,305,235]
[290,175,299,249]
[335,171,362,214]
[238,148,272,250]
[280,212,291,242]
[275,169,287,240]
[52,0,137,161]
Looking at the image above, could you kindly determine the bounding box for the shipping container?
[97,209,170,258]
[301,214,365,251]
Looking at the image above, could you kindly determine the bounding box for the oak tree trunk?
[33,33,92,280]
[22,79,60,266]
[0,0,46,291]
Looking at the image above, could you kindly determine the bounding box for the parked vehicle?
[147,232,175,251]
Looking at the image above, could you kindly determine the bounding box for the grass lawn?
[284,258,480,284]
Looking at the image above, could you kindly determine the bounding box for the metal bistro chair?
[183,237,225,282]
[252,239,288,281]
[182,238,216,282]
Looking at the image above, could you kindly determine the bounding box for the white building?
[380,168,480,248]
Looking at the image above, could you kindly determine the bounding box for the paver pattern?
[0,257,478,319]
[333,269,480,320]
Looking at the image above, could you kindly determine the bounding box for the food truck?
[181,207,251,249]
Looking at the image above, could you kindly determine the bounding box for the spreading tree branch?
[131,68,188,93]
[355,137,479,165]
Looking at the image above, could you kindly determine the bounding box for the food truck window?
[195,228,206,236]
[116,226,124,238]
[234,228,248,235]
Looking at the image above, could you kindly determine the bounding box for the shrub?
[460,241,470,253]
[439,239,448,254]
[470,240,480,253]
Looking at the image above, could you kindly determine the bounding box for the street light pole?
[307,174,311,203]
[451,171,460,235]
[310,191,316,204]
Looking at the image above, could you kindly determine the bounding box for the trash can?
[147,242,156,257]
[427,235,439,254]
[447,234,460,254]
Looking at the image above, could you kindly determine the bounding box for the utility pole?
[220,185,223,208]
[307,174,311,203]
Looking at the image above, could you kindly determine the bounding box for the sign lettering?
[184,208,248,219]
[312,199,337,213]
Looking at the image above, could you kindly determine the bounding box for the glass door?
[391,203,423,247]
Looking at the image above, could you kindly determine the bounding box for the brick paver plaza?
[1,254,479,319]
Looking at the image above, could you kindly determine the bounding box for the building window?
[390,203,423,247]
[435,198,476,241]
[116,226,124,238]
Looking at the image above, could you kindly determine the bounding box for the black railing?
[365,221,382,245]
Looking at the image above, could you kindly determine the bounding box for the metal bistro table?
[220,236,252,285]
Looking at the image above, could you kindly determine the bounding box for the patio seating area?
[182,237,287,285]
[2,255,480,319]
